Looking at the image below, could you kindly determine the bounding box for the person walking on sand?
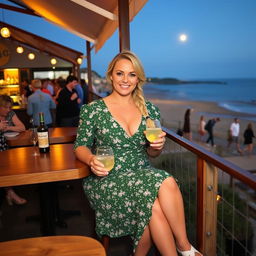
[243,123,255,155]
[183,108,193,141]
[198,115,206,142]
[227,118,243,155]
[205,117,220,147]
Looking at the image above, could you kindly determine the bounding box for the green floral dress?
[74,99,171,251]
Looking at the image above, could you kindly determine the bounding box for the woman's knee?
[160,177,179,194]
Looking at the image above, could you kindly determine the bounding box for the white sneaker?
[177,245,202,256]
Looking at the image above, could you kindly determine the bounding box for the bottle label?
[38,132,49,148]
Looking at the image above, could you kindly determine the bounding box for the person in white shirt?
[227,118,243,154]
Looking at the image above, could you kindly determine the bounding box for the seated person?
[75,51,202,256]
[0,95,27,205]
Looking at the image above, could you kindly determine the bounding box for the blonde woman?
[0,95,26,205]
[75,51,202,256]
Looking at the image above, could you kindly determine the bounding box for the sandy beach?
[146,97,256,152]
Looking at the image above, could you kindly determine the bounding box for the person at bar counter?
[27,79,56,128]
[55,75,81,127]
[21,79,33,98]
[0,95,27,205]
[75,51,202,256]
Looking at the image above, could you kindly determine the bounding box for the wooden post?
[118,0,130,51]
[197,157,204,251]
[86,40,93,103]
[197,158,218,256]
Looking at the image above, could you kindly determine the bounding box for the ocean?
[144,78,256,121]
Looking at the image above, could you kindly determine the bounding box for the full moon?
[179,34,188,42]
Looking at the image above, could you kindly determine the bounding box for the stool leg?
[101,235,110,252]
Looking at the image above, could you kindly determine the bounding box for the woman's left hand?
[149,131,166,151]
[0,120,8,131]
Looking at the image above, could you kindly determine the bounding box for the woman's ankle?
[176,240,191,251]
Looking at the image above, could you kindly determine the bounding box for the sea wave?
[219,102,256,116]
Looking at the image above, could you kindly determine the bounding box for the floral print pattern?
[74,99,171,251]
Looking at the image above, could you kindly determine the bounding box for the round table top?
[0,235,106,256]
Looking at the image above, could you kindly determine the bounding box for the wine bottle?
[37,112,50,153]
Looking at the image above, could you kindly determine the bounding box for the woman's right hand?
[89,155,109,177]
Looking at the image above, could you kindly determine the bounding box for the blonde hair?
[31,79,42,89]
[106,50,149,117]
[0,94,13,107]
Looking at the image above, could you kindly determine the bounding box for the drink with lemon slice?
[145,118,162,142]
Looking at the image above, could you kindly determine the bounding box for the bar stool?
[0,235,106,256]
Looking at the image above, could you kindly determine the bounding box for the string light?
[16,46,24,54]
[0,27,10,38]
[77,57,83,65]
[50,58,57,65]
[28,53,35,60]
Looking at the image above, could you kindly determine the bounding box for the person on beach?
[183,108,193,141]
[75,51,202,256]
[205,117,220,147]
[243,123,255,155]
[227,118,243,155]
[198,115,206,141]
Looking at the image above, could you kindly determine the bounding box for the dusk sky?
[2,0,256,79]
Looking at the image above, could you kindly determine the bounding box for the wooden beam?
[69,0,117,20]
[44,18,96,44]
[86,41,93,103]
[0,3,39,17]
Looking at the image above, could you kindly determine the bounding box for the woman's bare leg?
[135,199,177,256]
[134,226,152,256]
[158,177,201,255]
[149,199,177,255]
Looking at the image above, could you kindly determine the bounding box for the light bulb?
[28,53,35,60]
[50,58,57,65]
[16,46,24,54]
[77,57,83,65]
[1,27,11,38]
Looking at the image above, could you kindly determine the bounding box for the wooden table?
[0,235,106,256]
[6,127,77,147]
[0,143,87,187]
[0,144,90,235]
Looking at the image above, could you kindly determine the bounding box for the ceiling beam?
[44,18,96,44]
[69,0,117,20]
[0,3,39,17]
